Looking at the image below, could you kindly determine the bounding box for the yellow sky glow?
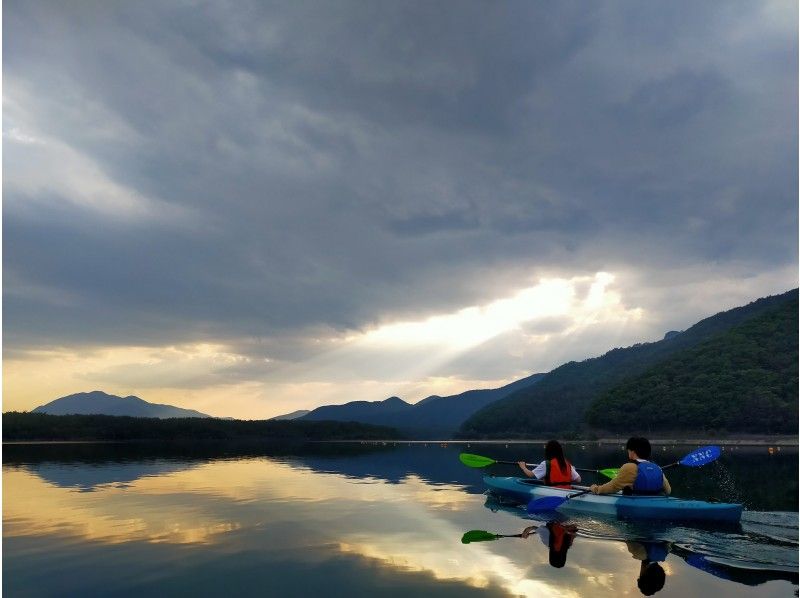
[3,272,645,417]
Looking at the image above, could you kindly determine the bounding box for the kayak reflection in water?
[521,521,579,568]
[463,517,672,593]
[626,540,671,595]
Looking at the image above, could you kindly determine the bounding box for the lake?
[3,441,797,597]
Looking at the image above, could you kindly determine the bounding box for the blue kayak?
[484,476,743,522]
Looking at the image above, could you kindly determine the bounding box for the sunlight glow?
[361,279,574,349]
[3,271,648,416]
[359,273,631,351]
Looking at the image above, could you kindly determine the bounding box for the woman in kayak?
[521,521,579,568]
[590,437,671,496]
[517,440,581,488]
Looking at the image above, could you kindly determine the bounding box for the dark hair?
[637,562,666,595]
[544,440,567,470]
[549,549,568,568]
[546,522,574,569]
[626,437,652,460]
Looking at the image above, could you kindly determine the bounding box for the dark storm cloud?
[4,0,797,361]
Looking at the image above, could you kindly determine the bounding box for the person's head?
[546,521,574,568]
[637,562,666,595]
[549,548,568,568]
[544,440,567,469]
[626,437,652,460]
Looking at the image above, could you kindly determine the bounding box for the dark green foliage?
[2,412,404,442]
[459,289,797,438]
[586,294,798,434]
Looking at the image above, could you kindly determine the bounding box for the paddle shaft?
[504,462,605,475]
[526,487,592,513]
[566,488,593,500]
[597,445,721,477]
[491,459,536,467]
[488,461,600,473]
[459,452,614,479]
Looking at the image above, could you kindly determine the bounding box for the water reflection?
[461,521,580,569]
[476,497,798,595]
[462,515,799,596]
[3,442,797,597]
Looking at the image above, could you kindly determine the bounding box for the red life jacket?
[548,522,567,552]
[544,458,573,488]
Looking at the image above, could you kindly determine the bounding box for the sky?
[3,0,798,418]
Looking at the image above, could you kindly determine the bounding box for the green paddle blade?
[599,468,619,479]
[459,453,497,468]
[461,530,499,544]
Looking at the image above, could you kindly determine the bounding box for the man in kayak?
[517,439,581,488]
[627,540,669,595]
[589,437,671,495]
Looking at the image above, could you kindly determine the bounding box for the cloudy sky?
[4,1,797,418]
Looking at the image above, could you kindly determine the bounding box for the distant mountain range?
[285,289,797,439]
[270,409,311,420]
[26,289,798,439]
[32,391,212,419]
[296,372,546,438]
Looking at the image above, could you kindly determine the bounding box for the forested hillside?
[459,290,797,438]
[585,293,798,434]
[3,412,403,441]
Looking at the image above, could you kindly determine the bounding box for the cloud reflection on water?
[4,455,795,597]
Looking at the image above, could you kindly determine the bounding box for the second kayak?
[484,476,743,523]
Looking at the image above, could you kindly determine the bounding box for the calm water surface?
[3,442,798,597]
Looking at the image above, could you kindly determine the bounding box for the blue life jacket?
[632,460,664,494]
[642,541,669,563]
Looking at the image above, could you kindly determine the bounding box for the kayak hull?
[484,476,743,522]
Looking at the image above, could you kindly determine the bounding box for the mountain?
[459,289,798,438]
[299,373,545,437]
[32,391,212,419]
[301,396,413,425]
[586,293,798,434]
[271,409,311,420]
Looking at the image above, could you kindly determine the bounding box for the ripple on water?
[521,507,798,571]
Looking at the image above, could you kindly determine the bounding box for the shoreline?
[5,436,797,447]
[353,437,799,447]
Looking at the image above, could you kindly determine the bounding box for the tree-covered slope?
[459,289,797,438]
[585,294,798,434]
[3,412,403,441]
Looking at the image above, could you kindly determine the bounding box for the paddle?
[461,529,524,544]
[459,452,616,479]
[527,489,592,514]
[597,445,722,478]
[661,445,721,469]
[525,445,723,514]
[459,453,530,468]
